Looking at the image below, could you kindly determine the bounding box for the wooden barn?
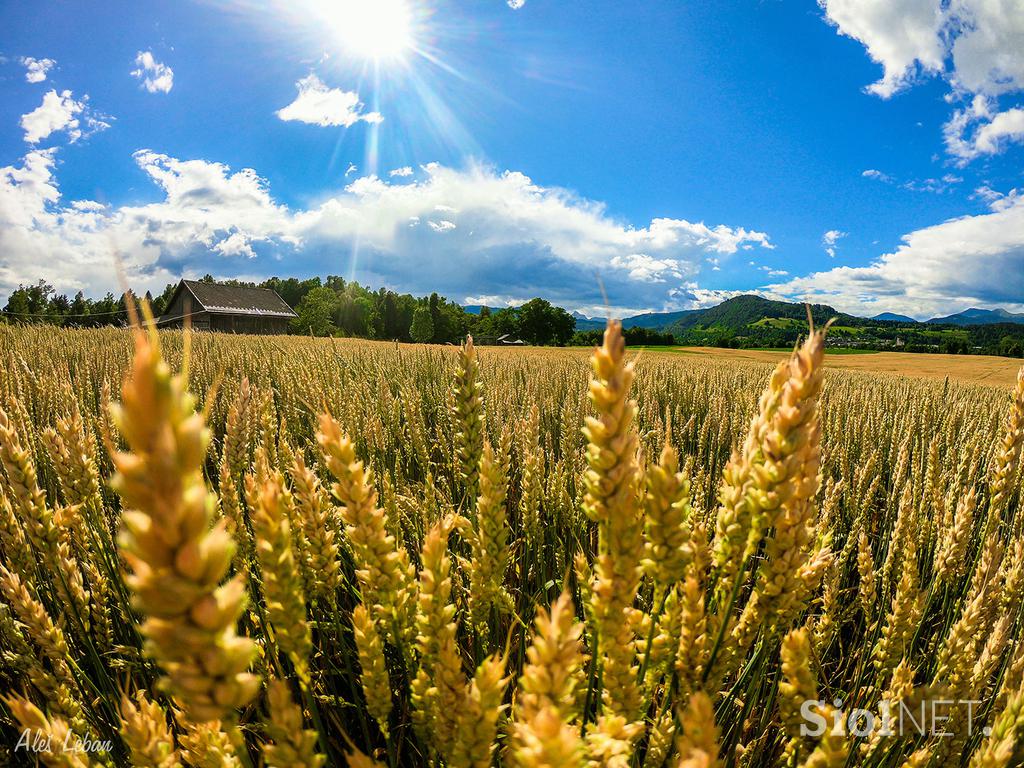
[156,279,297,334]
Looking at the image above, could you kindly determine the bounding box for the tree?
[150,283,178,318]
[262,276,321,308]
[4,280,56,320]
[292,286,339,336]
[69,291,89,323]
[517,298,575,345]
[428,292,444,342]
[1000,335,1024,358]
[410,305,434,343]
[380,290,402,339]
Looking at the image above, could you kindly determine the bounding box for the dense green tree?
[4,280,56,319]
[150,283,178,318]
[380,290,401,339]
[1000,335,1024,358]
[410,305,434,342]
[261,276,321,308]
[69,291,89,322]
[517,298,575,345]
[292,285,339,336]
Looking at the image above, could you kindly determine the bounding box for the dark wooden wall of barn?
[208,314,291,334]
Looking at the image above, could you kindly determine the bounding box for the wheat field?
[0,317,1022,768]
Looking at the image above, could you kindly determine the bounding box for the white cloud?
[70,200,107,212]
[670,285,755,310]
[819,0,947,98]
[942,93,1024,161]
[213,232,258,258]
[19,90,108,145]
[0,152,773,312]
[389,166,413,177]
[862,168,894,183]
[765,195,1024,318]
[507,0,526,8]
[21,57,55,83]
[820,0,1024,161]
[130,51,174,94]
[947,0,1024,97]
[862,167,961,193]
[949,105,1024,160]
[464,294,528,307]
[974,184,1022,212]
[609,254,684,283]
[276,74,382,127]
[822,229,847,258]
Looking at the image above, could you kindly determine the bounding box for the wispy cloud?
[862,169,893,183]
[861,167,961,194]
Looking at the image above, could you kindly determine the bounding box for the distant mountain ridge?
[926,308,1024,326]
[873,312,917,323]
[623,309,698,329]
[465,295,1024,339]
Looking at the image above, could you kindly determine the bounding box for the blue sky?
[1,0,1022,319]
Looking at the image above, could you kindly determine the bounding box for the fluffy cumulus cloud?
[20,90,81,144]
[19,90,109,145]
[819,0,947,99]
[953,106,1024,159]
[21,57,55,83]
[130,51,174,94]
[0,151,772,312]
[765,192,1024,318]
[276,74,382,127]
[609,254,684,283]
[820,0,1024,160]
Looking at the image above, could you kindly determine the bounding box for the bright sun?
[322,0,414,61]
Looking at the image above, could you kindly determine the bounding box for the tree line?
[1,276,587,347]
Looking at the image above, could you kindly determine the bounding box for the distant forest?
[0,275,640,347]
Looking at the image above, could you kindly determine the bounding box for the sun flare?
[320,0,414,61]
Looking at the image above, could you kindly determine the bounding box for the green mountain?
[660,295,860,335]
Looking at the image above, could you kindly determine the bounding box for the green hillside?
[635,294,1024,357]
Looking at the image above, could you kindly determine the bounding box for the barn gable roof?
[160,279,298,322]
